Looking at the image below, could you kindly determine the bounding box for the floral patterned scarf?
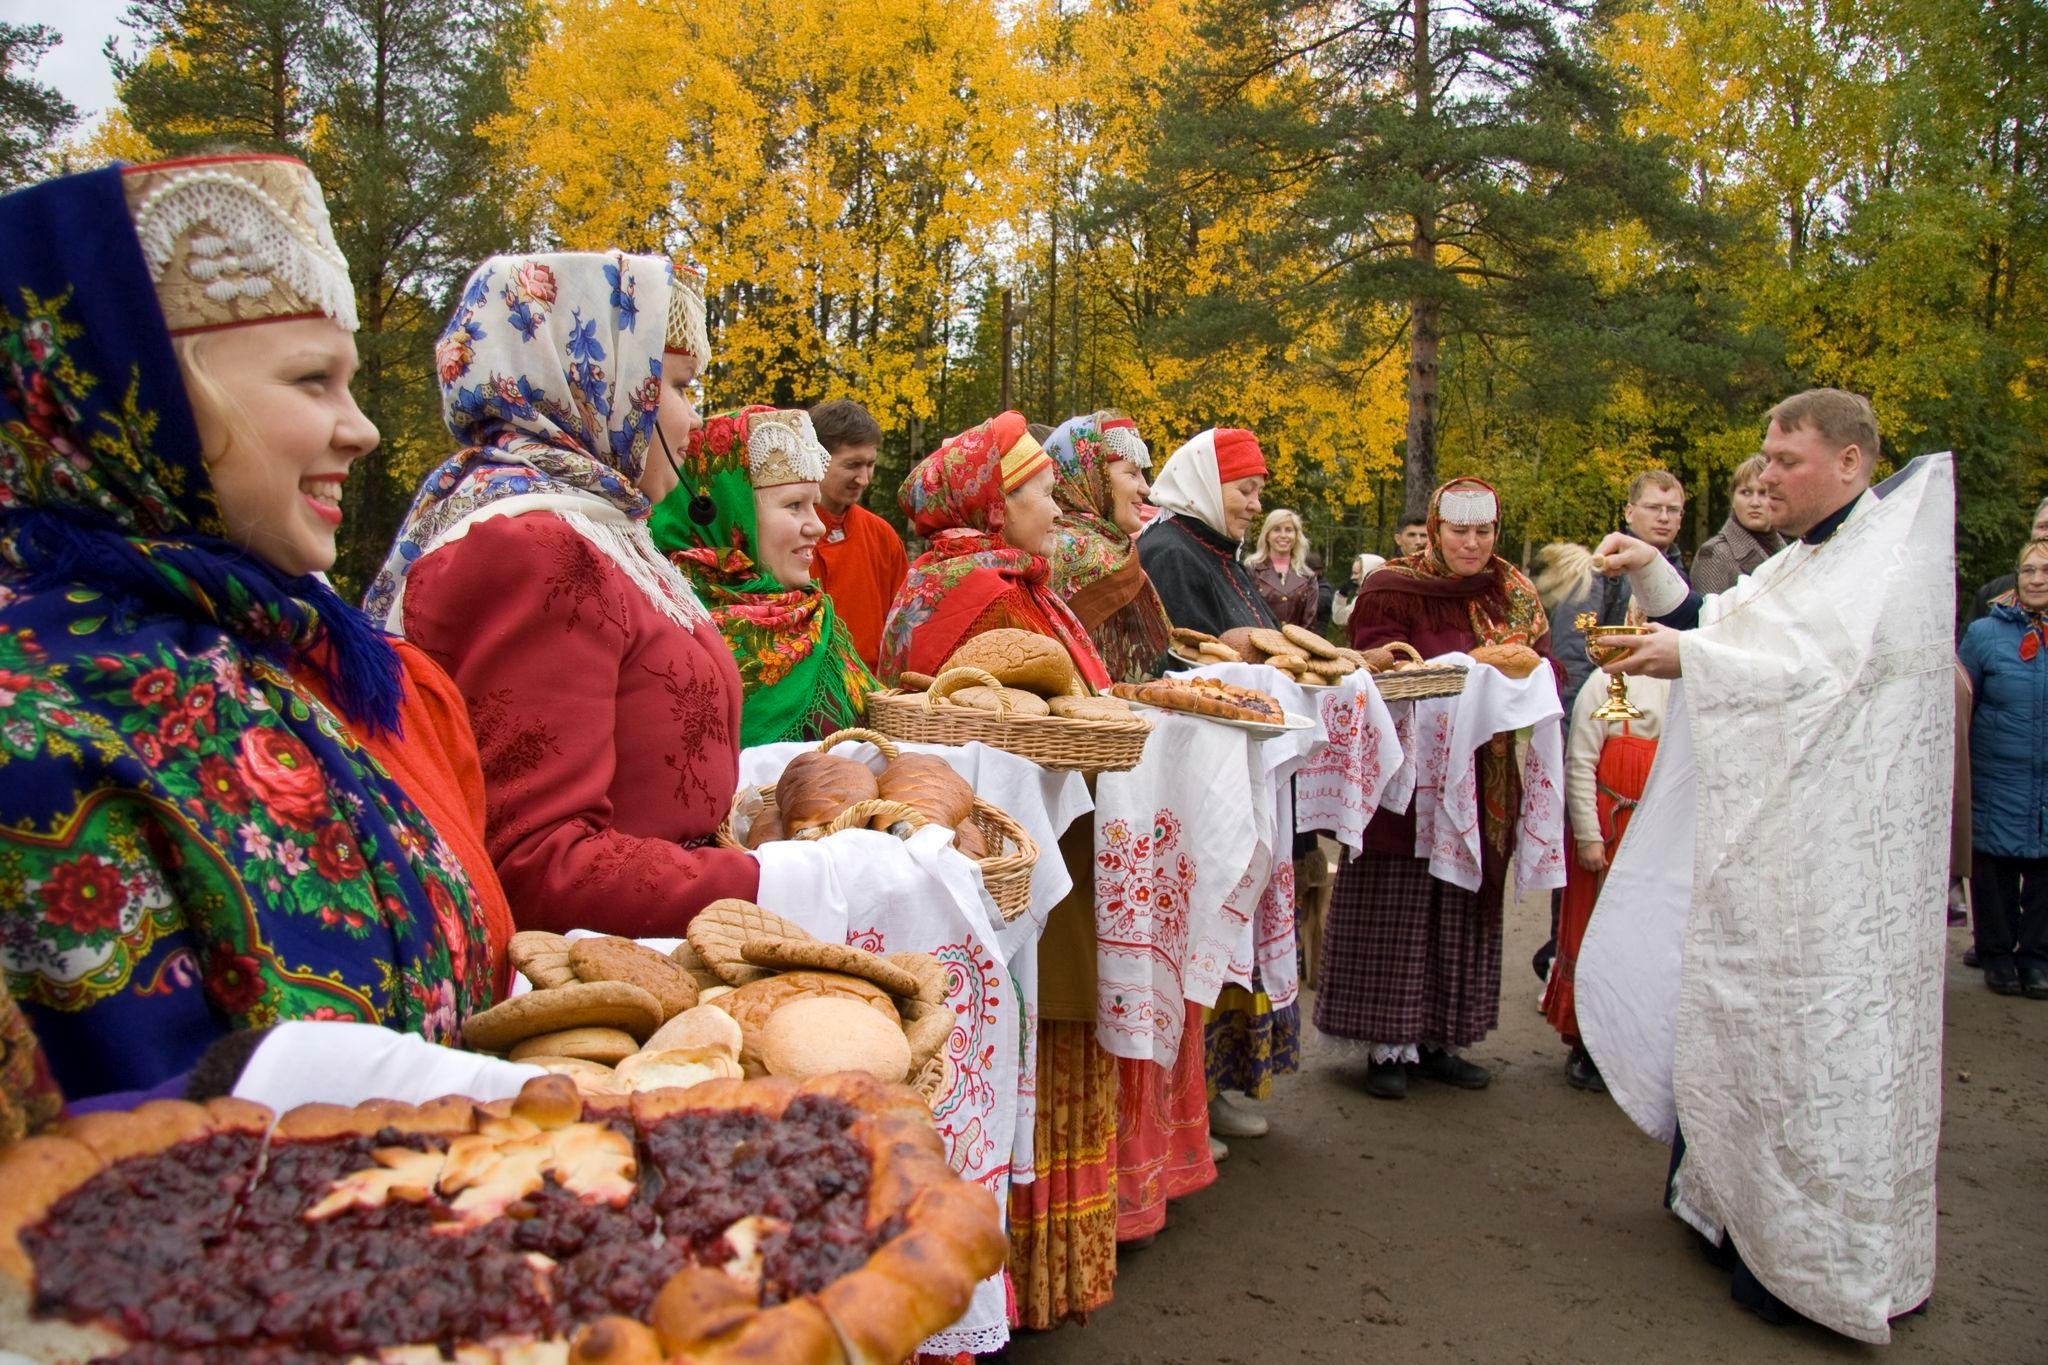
[0,166,492,1100]
[1374,476,1550,649]
[648,406,875,745]
[880,418,1111,687]
[1044,414,1173,684]
[362,251,708,632]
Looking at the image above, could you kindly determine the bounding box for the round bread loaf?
[874,754,975,829]
[759,997,913,1083]
[941,629,1077,697]
[1218,627,1265,660]
[947,684,1050,716]
[641,1003,744,1058]
[774,751,880,835]
[1470,641,1542,679]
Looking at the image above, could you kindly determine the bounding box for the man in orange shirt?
[809,399,909,670]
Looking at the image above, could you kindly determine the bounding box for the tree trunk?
[1402,0,1438,518]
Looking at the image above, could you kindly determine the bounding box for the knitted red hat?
[1212,428,1267,483]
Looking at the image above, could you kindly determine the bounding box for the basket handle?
[816,798,929,838]
[925,666,1007,712]
[818,727,901,761]
[1388,642,1424,664]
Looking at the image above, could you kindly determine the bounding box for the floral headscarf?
[649,406,875,745]
[1044,414,1173,683]
[881,415,1110,687]
[1374,476,1548,648]
[0,165,493,1099]
[362,251,707,631]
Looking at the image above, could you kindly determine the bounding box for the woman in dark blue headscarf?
[0,156,503,1102]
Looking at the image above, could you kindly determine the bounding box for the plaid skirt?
[1315,850,1504,1048]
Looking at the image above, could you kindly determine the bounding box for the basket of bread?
[865,628,1153,773]
[1355,641,1470,701]
[716,728,1039,921]
[484,906,960,1110]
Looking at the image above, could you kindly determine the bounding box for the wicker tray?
[1369,645,1468,702]
[717,729,1040,922]
[864,667,1153,773]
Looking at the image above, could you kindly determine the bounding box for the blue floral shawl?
[0,166,493,1100]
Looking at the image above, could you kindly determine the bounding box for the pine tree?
[0,23,79,189]
[1119,0,1727,516]
[109,0,539,589]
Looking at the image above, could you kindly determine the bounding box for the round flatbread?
[509,931,577,989]
[686,900,815,988]
[463,980,666,1051]
[569,937,699,1018]
[1280,623,1342,661]
[904,1008,952,1069]
[1246,627,1295,659]
[668,940,724,992]
[738,936,921,998]
[508,1027,640,1065]
[884,951,948,1007]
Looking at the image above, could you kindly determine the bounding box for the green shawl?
[649,405,875,746]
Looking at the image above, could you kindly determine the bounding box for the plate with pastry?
[1109,678,1314,738]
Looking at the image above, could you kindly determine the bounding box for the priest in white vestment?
[1574,389,1952,1344]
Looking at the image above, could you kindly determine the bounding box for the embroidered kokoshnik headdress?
[121,154,358,335]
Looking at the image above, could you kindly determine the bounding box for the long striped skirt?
[1204,974,1301,1100]
[1315,850,1504,1048]
[1115,1002,1217,1242]
[1007,1019,1119,1329]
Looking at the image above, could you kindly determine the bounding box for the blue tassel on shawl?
[3,505,405,736]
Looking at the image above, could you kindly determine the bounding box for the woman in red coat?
[365,253,759,938]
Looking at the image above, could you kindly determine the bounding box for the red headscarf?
[881,414,1111,686]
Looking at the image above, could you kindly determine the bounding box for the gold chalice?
[1576,612,1648,723]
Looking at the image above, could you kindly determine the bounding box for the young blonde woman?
[0,156,508,1102]
[1242,508,1319,627]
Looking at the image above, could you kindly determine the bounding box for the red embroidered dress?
[367,252,759,938]
[404,514,757,937]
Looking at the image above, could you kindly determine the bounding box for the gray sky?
[6,0,129,121]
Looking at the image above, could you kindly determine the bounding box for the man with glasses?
[1547,470,1690,707]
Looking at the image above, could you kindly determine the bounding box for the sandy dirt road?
[1008,895,2048,1364]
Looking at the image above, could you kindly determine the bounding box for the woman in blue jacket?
[1959,537,2048,998]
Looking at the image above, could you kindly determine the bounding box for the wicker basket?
[1368,643,1469,702]
[717,729,1040,922]
[864,667,1153,773]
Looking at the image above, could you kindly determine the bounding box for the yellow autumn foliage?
[491,0,1031,430]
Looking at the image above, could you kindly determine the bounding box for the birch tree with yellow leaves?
[494,0,1033,476]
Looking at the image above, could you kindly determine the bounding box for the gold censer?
[1576,613,1649,723]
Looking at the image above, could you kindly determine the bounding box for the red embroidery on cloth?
[541,533,629,635]
[467,687,562,792]
[644,658,731,805]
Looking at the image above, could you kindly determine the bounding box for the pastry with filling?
[0,1074,1004,1363]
